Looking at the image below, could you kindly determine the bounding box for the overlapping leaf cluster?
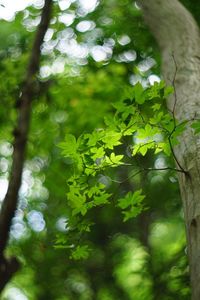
[58,81,184,259]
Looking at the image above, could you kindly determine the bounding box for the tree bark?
[138,1,200,299]
[0,0,52,292]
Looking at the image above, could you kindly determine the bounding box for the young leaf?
[110,153,124,165]
[117,190,145,221]
[102,131,122,149]
[59,134,78,156]
[70,245,90,260]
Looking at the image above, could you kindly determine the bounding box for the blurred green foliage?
[0,0,194,299]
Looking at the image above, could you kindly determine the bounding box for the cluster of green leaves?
[58,81,187,259]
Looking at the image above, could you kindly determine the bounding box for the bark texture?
[0,0,52,292]
[138,0,200,299]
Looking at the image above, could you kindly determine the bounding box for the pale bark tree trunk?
[138,0,200,299]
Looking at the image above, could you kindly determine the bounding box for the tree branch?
[0,0,53,291]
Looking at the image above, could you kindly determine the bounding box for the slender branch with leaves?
[57,80,192,259]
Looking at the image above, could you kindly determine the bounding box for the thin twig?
[110,166,185,184]
[167,53,188,174]
[171,53,178,119]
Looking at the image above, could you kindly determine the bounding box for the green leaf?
[110,153,124,165]
[174,122,186,136]
[122,206,143,221]
[117,190,145,222]
[67,185,87,216]
[93,192,111,206]
[70,245,90,260]
[161,142,171,156]
[91,147,105,160]
[59,134,80,159]
[87,185,102,198]
[147,81,165,99]
[164,86,174,97]
[102,131,122,149]
[152,103,161,111]
[122,119,138,136]
[139,145,148,156]
[85,130,104,147]
[118,190,144,209]
[191,120,200,134]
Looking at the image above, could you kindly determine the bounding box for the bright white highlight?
[0,178,8,201]
[4,287,28,300]
[0,141,13,156]
[118,35,131,46]
[91,45,112,62]
[78,0,99,13]
[56,217,68,232]
[148,74,161,85]
[27,210,46,232]
[58,12,75,26]
[76,20,95,32]
[0,0,44,21]
[58,0,72,11]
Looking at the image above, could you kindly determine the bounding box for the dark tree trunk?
[0,0,53,292]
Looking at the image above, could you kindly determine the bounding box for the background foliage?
[1,0,198,299]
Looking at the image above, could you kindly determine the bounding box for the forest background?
[0,0,199,299]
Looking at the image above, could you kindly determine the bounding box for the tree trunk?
[0,0,53,292]
[138,0,200,299]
